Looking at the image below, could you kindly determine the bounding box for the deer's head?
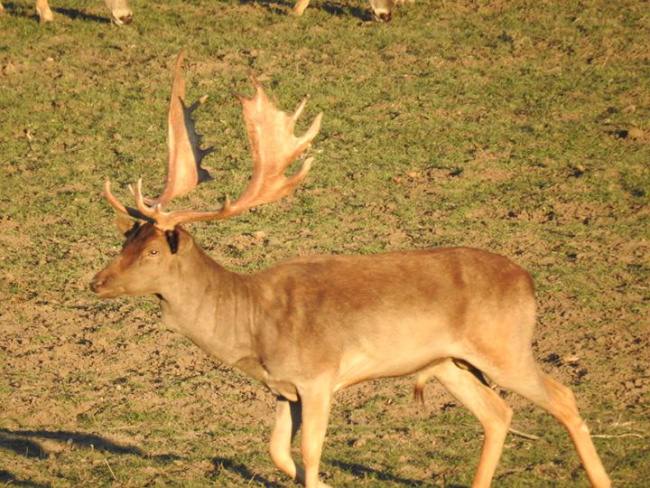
[90,223,195,298]
[106,0,133,25]
[369,0,396,22]
[91,52,322,299]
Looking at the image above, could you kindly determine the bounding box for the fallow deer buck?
[0,0,132,24]
[90,52,611,488]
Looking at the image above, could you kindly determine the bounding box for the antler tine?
[133,179,163,221]
[289,97,307,131]
[103,179,130,217]
[103,179,157,224]
[293,110,323,162]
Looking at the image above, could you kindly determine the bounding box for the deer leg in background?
[300,385,332,488]
[270,397,305,483]
[35,0,53,22]
[105,0,132,25]
[293,0,310,16]
[432,359,513,488]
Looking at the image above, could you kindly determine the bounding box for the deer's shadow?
[330,459,441,486]
[0,469,48,488]
[52,7,110,24]
[1,3,109,23]
[211,456,283,487]
[319,0,371,21]
[1,429,468,486]
[237,0,372,21]
[0,428,177,462]
[210,455,460,487]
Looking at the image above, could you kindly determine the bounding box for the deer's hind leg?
[431,358,512,488]
[490,360,611,488]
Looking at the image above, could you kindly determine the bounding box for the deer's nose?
[90,276,105,293]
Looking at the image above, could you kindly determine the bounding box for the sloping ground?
[0,0,648,486]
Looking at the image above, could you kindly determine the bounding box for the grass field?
[1,0,648,486]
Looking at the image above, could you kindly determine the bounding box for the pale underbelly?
[332,340,461,392]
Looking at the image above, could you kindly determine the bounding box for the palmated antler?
[104,51,213,222]
[159,50,213,205]
[104,53,322,231]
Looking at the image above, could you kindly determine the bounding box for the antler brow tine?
[103,179,129,216]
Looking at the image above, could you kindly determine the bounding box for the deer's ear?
[115,215,136,236]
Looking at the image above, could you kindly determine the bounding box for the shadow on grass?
[319,1,371,21]
[0,428,178,462]
[0,3,109,23]
[52,7,110,24]
[330,459,454,486]
[0,2,33,19]
[238,0,293,16]
[210,456,461,486]
[237,0,371,21]
[0,470,49,488]
[211,456,283,487]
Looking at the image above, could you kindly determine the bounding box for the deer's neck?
[157,244,257,366]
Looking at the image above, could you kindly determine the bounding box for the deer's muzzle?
[369,0,395,22]
[374,11,392,22]
[90,271,123,298]
[89,275,103,293]
[110,7,133,25]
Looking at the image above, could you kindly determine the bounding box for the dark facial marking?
[165,230,179,254]
[124,221,142,240]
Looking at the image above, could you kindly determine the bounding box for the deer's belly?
[333,342,460,392]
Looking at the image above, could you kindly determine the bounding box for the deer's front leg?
[293,0,310,16]
[35,0,53,23]
[270,397,304,482]
[300,385,332,488]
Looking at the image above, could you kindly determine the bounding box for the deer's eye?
[148,249,159,257]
